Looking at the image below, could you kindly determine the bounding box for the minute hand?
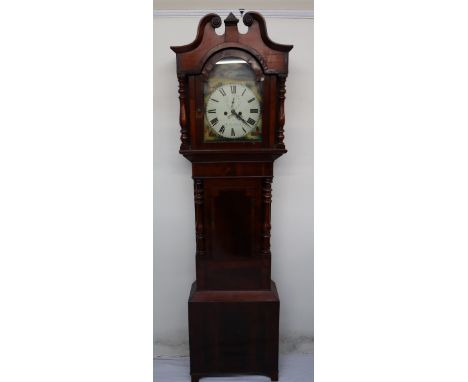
[231,109,250,127]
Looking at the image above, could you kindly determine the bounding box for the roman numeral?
[230,85,236,94]
[247,118,255,125]
[248,97,255,103]
[219,88,226,96]
[231,128,235,137]
[210,118,219,126]
[219,125,225,134]
[211,98,219,102]
[242,127,247,133]
[207,109,216,113]
[250,109,258,113]
[241,88,246,96]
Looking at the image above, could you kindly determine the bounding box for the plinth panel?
[188,281,279,381]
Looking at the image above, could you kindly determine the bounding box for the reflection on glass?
[216,58,248,65]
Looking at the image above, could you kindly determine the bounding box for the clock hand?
[239,116,250,127]
[231,109,251,127]
[230,109,244,121]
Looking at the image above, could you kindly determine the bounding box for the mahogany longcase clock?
[171,12,293,382]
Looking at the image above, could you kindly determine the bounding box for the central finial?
[224,12,239,26]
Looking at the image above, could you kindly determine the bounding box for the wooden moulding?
[189,280,279,302]
[170,12,293,76]
[192,162,273,178]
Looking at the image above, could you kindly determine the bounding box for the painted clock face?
[205,84,261,139]
[203,57,262,142]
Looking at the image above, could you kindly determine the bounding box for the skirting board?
[153,9,314,19]
[154,336,314,358]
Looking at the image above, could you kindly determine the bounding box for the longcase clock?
[171,11,293,382]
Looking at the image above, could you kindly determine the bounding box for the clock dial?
[203,57,263,142]
[205,84,261,139]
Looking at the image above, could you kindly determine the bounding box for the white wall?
[154,15,313,356]
[154,0,314,11]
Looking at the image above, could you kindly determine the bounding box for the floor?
[154,353,313,381]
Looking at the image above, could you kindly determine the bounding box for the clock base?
[188,281,280,381]
[191,372,278,382]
